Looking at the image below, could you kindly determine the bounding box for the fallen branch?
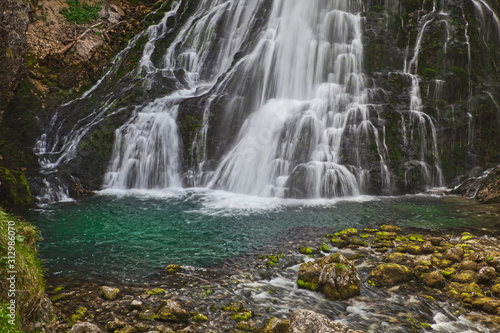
[57,22,102,54]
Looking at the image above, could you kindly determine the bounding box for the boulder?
[423,271,446,288]
[492,284,500,298]
[156,299,189,322]
[263,317,289,333]
[297,253,360,300]
[458,260,478,271]
[444,246,465,263]
[477,266,496,282]
[368,263,413,287]
[99,286,120,300]
[289,309,363,333]
[70,322,101,333]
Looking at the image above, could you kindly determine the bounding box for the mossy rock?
[368,263,413,287]
[491,284,500,298]
[338,228,358,236]
[99,286,120,300]
[441,267,456,279]
[165,264,182,274]
[263,317,289,333]
[363,228,379,233]
[156,300,189,322]
[452,270,478,284]
[0,167,32,207]
[222,302,244,312]
[320,243,329,252]
[232,311,252,322]
[192,313,208,322]
[268,255,279,263]
[331,237,348,248]
[374,231,397,241]
[71,307,89,323]
[423,271,446,288]
[380,225,401,233]
[297,253,360,300]
[299,247,314,254]
[147,288,165,295]
[49,293,67,303]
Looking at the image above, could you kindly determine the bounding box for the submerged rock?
[289,309,363,333]
[297,253,360,300]
[263,317,289,333]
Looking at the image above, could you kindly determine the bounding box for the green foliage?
[0,303,21,333]
[60,0,102,24]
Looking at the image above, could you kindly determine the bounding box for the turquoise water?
[25,189,494,281]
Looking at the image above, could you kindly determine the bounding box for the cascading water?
[401,0,444,189]
[206,0,391,198]
[33,0,500,202]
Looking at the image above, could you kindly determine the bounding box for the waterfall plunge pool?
[25,190,500,281]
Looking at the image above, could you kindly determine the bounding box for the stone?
[70,322,101,333]
[452,270,478,284]
[380,225,401,233]
[458,260,478,271]
[263,317,289,333]
[138,309,156,321]
[69,35,104,62]
[384,252,414,266]
[156,300,189,322]
[116,325,137,333]
[423,271,446,288]
[106,319,127,331]
[368,263,413,287]
[289,309,363,333]
[131,300,143,311]
[165,264,182,274]
[297,253,360,300]
[492,284,500,298]
[477,266,496,282]
[444,246,465,263]
[99,286,120,300]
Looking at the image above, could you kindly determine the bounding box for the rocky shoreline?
[43,223,500,333]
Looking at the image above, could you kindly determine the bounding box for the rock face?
[297,253,360,300]
[0,0,30,111]
[289,309,364,333]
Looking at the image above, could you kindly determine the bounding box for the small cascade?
[401,0,444,189]
[207,0,390,198]
[104,96,183,189]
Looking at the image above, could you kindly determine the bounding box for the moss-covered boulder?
[0,167,31,206]
[156,299,189,322]
[263,317,290,333]
[99,286,120,300]
[491,284,500,298]
[165,264,182,274]
[477,266,496,282]
[297,253,360,300]
[444,246,465,263]
[423,271,446,288]
[458,260,478,271]
[452,270,478,284]
[380,225,401,233]
[368,263,413,287]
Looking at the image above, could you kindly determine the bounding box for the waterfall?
[33,0,500,203]
[206,0,390,198]
[401,0,444,189]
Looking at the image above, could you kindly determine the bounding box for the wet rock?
[297,253,360,300]
[106,319,127,331]
[492,284,500,298]
[165,264,182,274]
[263,317,290,333]
[380,225,401,233]
[384,252,415,266]
[452,270,478,284]
[131,300,143,311]
[423,271,446,288]
[232,311,253,322]
[156,300,189,322]
[488,257,500,272]
[176,326,196,333]
[477,266,496,282]
[445,282,484,302]
[70,322,101,333]
[444,246,465,263]
[138,309,156,321]
[116,325,137,333]
[368,263,413,287]
[289,309,363,333]
[99,286,120,300]
[475,168,500,204]
[459,259,478,271]
[192,313,208,322]
[134,323,150,332]
[440,267,456,279]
